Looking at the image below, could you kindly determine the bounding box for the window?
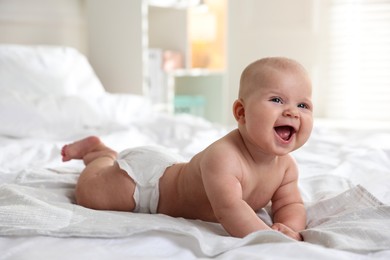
[324,0,390,121]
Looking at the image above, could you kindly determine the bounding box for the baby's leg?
[62,136,136,211]
[61,136,117,164]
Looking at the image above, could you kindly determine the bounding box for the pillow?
[0,92,110,139]
[0,92,152,139]
[0,44,105,97]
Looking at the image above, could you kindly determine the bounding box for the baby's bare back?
[156,130,288,222]
[157,153,217,221]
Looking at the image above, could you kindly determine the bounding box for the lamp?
[189,4,217,68]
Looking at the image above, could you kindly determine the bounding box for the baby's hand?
[271,223,303,241]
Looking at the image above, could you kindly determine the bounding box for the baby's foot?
[61,136,102,162]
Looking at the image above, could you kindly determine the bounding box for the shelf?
[170,68,224,77]
[148,0,201,9]
[146,0,227,123]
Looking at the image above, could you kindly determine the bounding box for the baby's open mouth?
[274,126,296,141]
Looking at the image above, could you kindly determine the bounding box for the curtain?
[324,0,390,120]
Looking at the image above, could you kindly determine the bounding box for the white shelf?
[170,68,224,77]
[148,0,200,9]
[145,1,226,123]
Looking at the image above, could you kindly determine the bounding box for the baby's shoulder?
[280,153,298,168]
[199,136,243,169]
[197,141,246,181]
[277,154,299,180]
[279,153,296,165]
[205,138,241,160]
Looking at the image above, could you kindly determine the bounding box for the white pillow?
[0,92,112,139]
[0,92,152,139]
[0,44,105,97]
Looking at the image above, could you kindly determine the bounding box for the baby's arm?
[200,147,272,238]
[271,157,306,239]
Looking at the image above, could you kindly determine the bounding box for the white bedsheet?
[1,112,390,259]
[0,173,389,254]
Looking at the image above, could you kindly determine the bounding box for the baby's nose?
[283,108,299,118]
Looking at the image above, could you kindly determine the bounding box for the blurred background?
[1,0,390,125]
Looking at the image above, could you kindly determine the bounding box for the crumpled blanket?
[0,168,389,257]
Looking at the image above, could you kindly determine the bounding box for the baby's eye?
[270,97,283,104]
[298,103,309,109]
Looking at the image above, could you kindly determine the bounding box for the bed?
[0,44,390,259]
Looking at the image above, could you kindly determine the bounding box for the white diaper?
[116,146,183,213]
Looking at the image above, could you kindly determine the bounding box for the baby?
[62,57,313,241]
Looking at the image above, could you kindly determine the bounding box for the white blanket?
[1,167,389,257]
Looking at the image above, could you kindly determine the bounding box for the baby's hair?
[238,57,308,99]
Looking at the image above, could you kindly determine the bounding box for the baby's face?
[241,68,313,155]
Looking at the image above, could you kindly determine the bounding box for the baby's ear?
[233,99,245,123]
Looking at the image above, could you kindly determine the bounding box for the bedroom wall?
[86,0,144,95]
[0,0,87,53]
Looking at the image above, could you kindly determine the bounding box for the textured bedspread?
[1,166,389,257]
